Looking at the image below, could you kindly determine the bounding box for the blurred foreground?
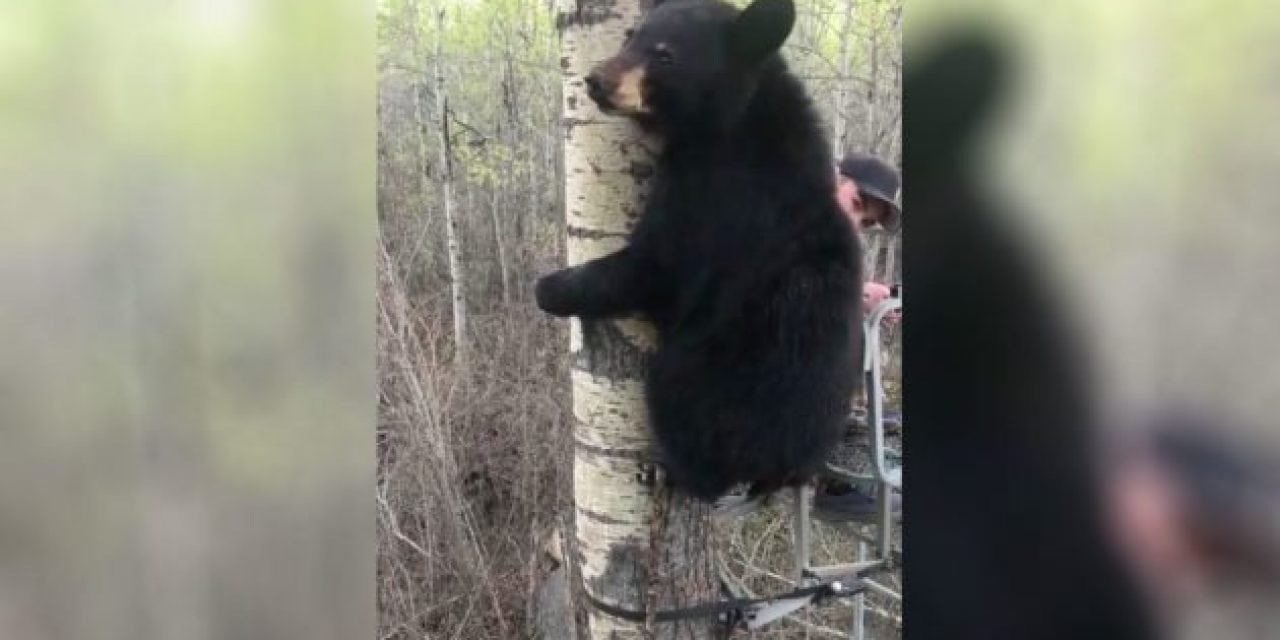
[907,1,1280,637]
[0,1,375,638]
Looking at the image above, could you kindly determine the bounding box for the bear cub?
[537,0,862,502]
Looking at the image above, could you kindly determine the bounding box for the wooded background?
[3,0,1278,638]
[376,0,902,637]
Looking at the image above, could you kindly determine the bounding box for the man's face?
[864,198,890,229]
[835,170,889,231]
[835,172,866,229]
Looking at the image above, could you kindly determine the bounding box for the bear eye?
[651,42,675,65]
[623,28,635,41]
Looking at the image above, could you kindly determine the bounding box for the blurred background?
[912,0,1280,431]
[910,0,1280,637]
[0,1,374,638]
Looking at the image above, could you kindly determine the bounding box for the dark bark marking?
[574,319,651,381]
[567,225,629,241]
[574,437,650,462]
[628,160,654,183]
[578,506,633,527]
[556,0,623,32]
[584,542,649,607]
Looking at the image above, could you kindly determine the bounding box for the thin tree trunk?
[865,8,880,155]
[408,24,434,275]
[558,0,719,638]
[490,187,512,307]
[884,233,899,284]
[832,0,855,155]
[864,230,884,283]
[436,7,469,367]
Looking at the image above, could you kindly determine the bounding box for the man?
[836,152,902,234]
[812,152,904,522]
[835,152,902,317]
[1105,413,1280,627]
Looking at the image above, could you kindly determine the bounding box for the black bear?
[903,30,1157,639]
[536,0,861,502]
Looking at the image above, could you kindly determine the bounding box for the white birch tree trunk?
[490,187,512,307]
[558,0,719,637]
[435,7,469,367]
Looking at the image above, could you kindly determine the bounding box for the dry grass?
[377,230,574,638]
[716,504,902,639]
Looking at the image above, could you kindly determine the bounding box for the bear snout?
[583,73,612,110]
[585,58,650,116]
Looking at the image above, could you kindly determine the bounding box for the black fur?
[903,29,1156,639]
[537,0,860,502]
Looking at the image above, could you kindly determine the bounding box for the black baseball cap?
[838,153,901,231]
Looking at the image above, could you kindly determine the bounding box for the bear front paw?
[535,271,576,317]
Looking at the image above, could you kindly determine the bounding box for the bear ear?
[728,0,796,65]
[904,27,1008,171]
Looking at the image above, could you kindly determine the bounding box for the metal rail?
[791,292,904,638]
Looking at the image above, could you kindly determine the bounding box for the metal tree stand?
[713,292,904,635]
[795,294,904,638]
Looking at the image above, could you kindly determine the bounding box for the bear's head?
[584,0,796,133]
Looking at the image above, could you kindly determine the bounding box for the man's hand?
[862,282,900,324]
